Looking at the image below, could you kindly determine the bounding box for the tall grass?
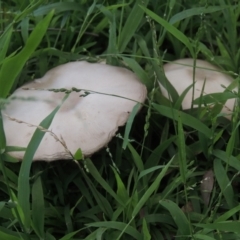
[0,0,240,239]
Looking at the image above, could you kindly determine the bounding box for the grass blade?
[118,0,149,52]
[159,199,191,237]
[18,94,69,230]
[214,158,234,209]
[169,6,229,24]
[213,150,240,171]
[85,158,123,206]
[195,221,240,234]
[0,112,6,152]
[153,104,212,137]
[122,103,141,149]
[132,157,173,217]
[86,221,142,239]
[140,6,194,57]
[32,174,44,238]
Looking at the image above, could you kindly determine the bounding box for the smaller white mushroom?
[2,61,147,161]
[160,58,236,118]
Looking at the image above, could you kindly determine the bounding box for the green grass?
[0,0,240,239]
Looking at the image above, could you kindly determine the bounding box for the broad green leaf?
[0,10,54,98]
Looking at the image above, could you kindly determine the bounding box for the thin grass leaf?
[214,158,234,209]
[122,103,141,149]
[127,143,144,172]
[33,2,85,16]
[0,112,6,153]
[159,199,191,237]
[0,10,54,98]
[84,228,107,240]
[9,189,25,231]
[98,6,117,61]
[153,104,212,137]
[2,1,42,30]
[86,221,142,239]
[138,166,165,180]
[45,232,56,240]
[215,205,240,222]
[59,229,81,240]
[142,218,151,240]
[0,229,24,240]
[169,6,229,24]
[174,83,195,110]
[192,234,216,240]
[144,136,176,169]
[118,0,149,53]
[64,205,73,233]
[216,37,231,61]
[71,1,97,52]
[0,25,13,63]
[132,157,173,217]
[85,158,124,206]
[193,92,236,105]
[20,17,29,44]
[140,6,194,57]
[195,222,240,234]
[111,167,129,203]
[121,56,150,85]
[32,175,44,239]
[213,150,240,171]
[177,114,187,184]
[18,94,69,230]
[219,0,237,55]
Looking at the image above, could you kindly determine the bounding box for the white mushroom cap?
[160,58,236,117]
[2,61,147,161]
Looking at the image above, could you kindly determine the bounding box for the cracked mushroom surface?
[2,61,147,161]
[160,58,236,118]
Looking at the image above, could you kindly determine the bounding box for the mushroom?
[2,61,147,161]
[160,58,236,118]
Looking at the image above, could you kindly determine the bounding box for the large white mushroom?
[160,58,236,118]
[2,61,147,161]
